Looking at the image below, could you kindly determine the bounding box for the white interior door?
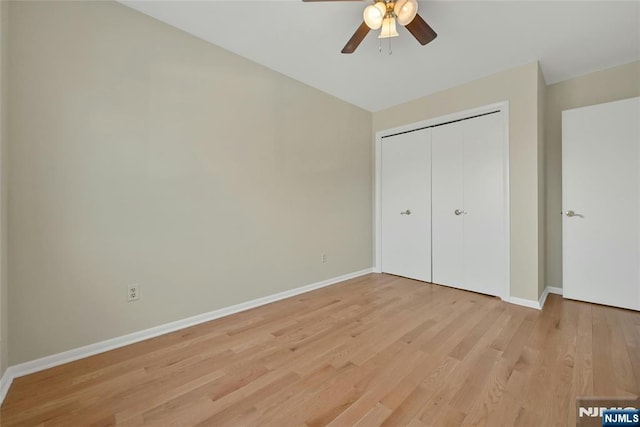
[432,121,464,287]
[381,128,431,282]
[562,97,640,311]
[432,113,505,297]
[462,113,505,297]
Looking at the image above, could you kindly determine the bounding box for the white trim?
[374,124,382,274]
[538,286,564,308]
[0,368,11,405]
[547,286,563,295]
[501,105,511,301]
[504,296,542,310]
[503,286,564,311]
[374,101,511,299]
[538,287,550,309]
[0,268,373,405]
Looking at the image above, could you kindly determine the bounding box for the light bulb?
[378,17,399,38]
[363,2,386,30]
[394,0,418,26]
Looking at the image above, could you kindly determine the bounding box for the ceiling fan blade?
[405,13,438,46]
[342,22,370,54]
[302,0,361,2]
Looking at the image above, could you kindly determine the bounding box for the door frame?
[374,101,511,300]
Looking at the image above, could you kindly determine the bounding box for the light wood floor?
[2,273,639,426]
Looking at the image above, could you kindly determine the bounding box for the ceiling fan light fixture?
[394,0,418,26]
[378,16,399,38]
[363,2,387,30]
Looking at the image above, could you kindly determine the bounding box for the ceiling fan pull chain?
[388,36,392,55]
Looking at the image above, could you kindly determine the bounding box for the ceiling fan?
[303,0,437,54]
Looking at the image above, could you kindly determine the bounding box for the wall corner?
[0,0,10,378]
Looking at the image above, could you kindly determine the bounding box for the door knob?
[400,210,411,215]
[454,209,466,216]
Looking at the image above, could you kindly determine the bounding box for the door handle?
[454,209,466,216]
[563,210,583,218]
[400,210,411,215]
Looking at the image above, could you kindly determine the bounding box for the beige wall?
[0,0,8,377]
[374,62,543,302]
[545,61,640,287]
[8,1,373,364]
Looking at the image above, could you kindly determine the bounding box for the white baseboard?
[0,368,11,405]
[0,268,373,405]
[504,285,564,311]
[504,295,542,310]
[547,286,563,295]
[538,287,550,309]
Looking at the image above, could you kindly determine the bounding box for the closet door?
[463,113,505,296]
[432,113,505,297]
[431,121,464,287]
[381,129,432,282]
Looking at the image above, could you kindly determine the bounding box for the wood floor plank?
[566,303,594,426]
[352,402,393,427]
[592,304,622,397]
[325,347,430,426]
[459,356,513,426]
[1,275,639,427]
[604,308,639,395]
[619,310,640,395]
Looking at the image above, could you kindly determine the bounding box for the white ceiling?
[120,1,640,112]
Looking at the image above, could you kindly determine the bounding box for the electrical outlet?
[127,284,140,302]
[321,253,328,263]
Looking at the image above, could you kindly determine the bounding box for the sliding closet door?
[381,128,432,282]
[432,113,505,297]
